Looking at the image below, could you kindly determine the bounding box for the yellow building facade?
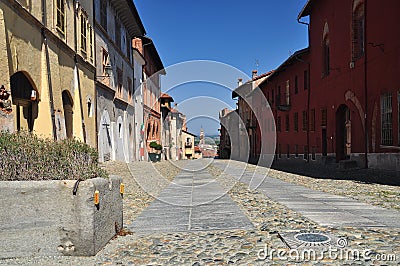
[0,0,96,147]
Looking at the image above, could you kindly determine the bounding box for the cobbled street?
[2,159,399,265]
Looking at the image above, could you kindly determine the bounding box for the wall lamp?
[97,64,113,79]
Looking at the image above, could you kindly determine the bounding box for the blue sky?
[135,0,309,135]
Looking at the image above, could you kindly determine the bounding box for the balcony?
[185,142,193,148]
[276,93,291,111]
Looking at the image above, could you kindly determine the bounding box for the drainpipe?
[41,0,46,26]
[363,0,369,168]
[74,0,87,143]
[42,29,57,140]
[297,17,311,162]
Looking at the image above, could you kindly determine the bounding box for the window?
[304,70,309,90]
[126,33,131,61]
[127,77,132,102]
[310,109,316,131]
[294,112,299,132]
[271,89,275,103]
[322,22,330,76]
[381,93,393,145]
[286,80,290,105]
[100,0,107,30]
[277,116,281,132]
[118,123,123,138]
[352,0,365,61]
[295,75,298,94]
[312,146,316,160]
[285,114,289,132]
[303,145,308,160]
[323,37,330,76]
[278,86,281,104]
[115,19,121,50]
[80,14,87,54]
[303,111,308,131]
[87,98,93,117]
[286,144,290,158]
[101,49,110,82]
[56,0,65,33]
[117,68,123,97]
[302,111,308,131]
[321,108,327,126]
[278,144,282,158]
[88,25,93,61]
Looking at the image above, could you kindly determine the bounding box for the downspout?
[297,17,311,162]
[93,0,98,150]
[41,0,57,140]
[42,29,57,140]
[74,0,87,143]
[363,0,369,168]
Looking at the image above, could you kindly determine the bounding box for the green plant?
[0,131,108,181]
[149,141,163,151]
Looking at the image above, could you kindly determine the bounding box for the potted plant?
[148,141,162,162]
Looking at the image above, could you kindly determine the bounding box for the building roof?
[259,48,310,86]
[113,0,146,37]
[298,0,313,19]
[232,71,275,99]
[142,36,166,75]
[160,93,174,101]
[182,130,197,137]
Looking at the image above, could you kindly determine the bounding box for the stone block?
[0,176,123,258]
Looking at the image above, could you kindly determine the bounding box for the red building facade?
[243,0,400,170]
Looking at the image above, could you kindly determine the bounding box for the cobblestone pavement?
[2,159,399,265]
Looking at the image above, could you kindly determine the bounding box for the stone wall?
[0,176,123,258]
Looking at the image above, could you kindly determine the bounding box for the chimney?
[238,78,243,87]
[132,38,143,55]
[252,70,258,79]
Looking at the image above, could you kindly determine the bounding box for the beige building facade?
[0,0,96,146]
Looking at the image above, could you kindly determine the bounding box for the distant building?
[133,37,165,161]
[160,92,174,160]
[219,108,234,159]
[169,104,185,161]
[182,130,196,159]
[232,71,274,163]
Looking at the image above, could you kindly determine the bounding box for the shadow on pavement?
[270,160,400,186]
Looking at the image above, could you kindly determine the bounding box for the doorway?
[10,72,38,132]
[62,91,73,139]
[322,128,327,156]
[336,104,351,161]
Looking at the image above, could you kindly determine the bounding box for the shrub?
[0,131,108,181]
[149,141,163,151]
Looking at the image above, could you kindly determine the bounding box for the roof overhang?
[259,48,310,87]
[112,0,146,37]
[298,0,313,19]
[142,36,166,75]
[182,130,197,137]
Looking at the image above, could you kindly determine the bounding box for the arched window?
[352,0,365,60]
[322,22,330,76]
